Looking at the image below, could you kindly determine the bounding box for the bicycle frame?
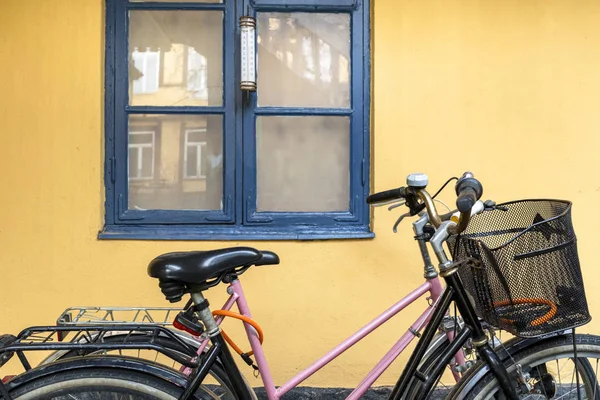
[182,274,466,400]
[177,199,520,400]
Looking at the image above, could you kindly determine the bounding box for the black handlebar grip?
[367,187,407,204]
[455,176,483,212]
[456,187,477,213]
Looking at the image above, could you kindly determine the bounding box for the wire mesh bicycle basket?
[448,199,591,338]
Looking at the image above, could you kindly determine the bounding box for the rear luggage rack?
[0,324,199,371]
[57,306,184,326]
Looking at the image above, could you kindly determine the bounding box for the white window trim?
[128,130,155,180]
[132,48,161,94]
[184,129,207,179]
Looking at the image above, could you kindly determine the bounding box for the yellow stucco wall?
[1,0,600,388]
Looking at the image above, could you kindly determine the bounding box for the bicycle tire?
[448,333,600,399]
[47,333,254,400]
[9,367,187,399]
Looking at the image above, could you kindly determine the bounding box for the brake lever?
[393,212,411,233]
[388,201,406,211]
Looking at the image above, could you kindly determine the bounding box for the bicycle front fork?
[446,272,519,400]
[388,271,519,400]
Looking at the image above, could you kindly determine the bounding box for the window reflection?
[128,131,155,179]
[257,13,350,108]
[131,49,160,94]
[187,48,208,100]
[127,115,223,211]
[183,129,208,179]
[128,10,223,106]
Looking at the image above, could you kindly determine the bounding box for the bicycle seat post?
[186,291,255,400]
[190,292,219,337]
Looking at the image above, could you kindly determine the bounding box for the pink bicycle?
[0,172,596,400]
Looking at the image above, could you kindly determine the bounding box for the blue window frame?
[101,0,371,240]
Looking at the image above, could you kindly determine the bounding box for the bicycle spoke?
[594,359,599,399]
[569,360,576,397]
[558,359,563,388]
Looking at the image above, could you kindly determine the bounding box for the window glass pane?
[141,147,154,178]
[187,129,205,142]
[129,11,223,106]
[130,0,221,2]
[128,131,154,180]
[257,13,350,108]
[128,114,223,210]
[129,132,154,144]
[253,0,355,6]
[185,146,199,178]
[128,148,139,179]
[256,116,350,212]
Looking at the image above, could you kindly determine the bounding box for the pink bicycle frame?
[182,275,466,400]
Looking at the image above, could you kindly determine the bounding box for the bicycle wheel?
[46,333,249,400]
[46,332,196,369]
[450,334,600,399]
[9,368,187,399]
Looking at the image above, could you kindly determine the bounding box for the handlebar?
[455,172,484,213]
[456,187,478,213]
[366,187,408,205]
[368,171,484,235]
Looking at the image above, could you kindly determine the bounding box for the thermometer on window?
[240,15,257,92]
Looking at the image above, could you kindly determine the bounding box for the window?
[128,131,155,180]
[102,0,371,240]
[131,49,160,94]
[184,129,208,179]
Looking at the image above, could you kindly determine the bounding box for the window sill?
[98,225,375,241]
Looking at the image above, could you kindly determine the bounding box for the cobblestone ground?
[254,387,450,399]
[254,385,584,398]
